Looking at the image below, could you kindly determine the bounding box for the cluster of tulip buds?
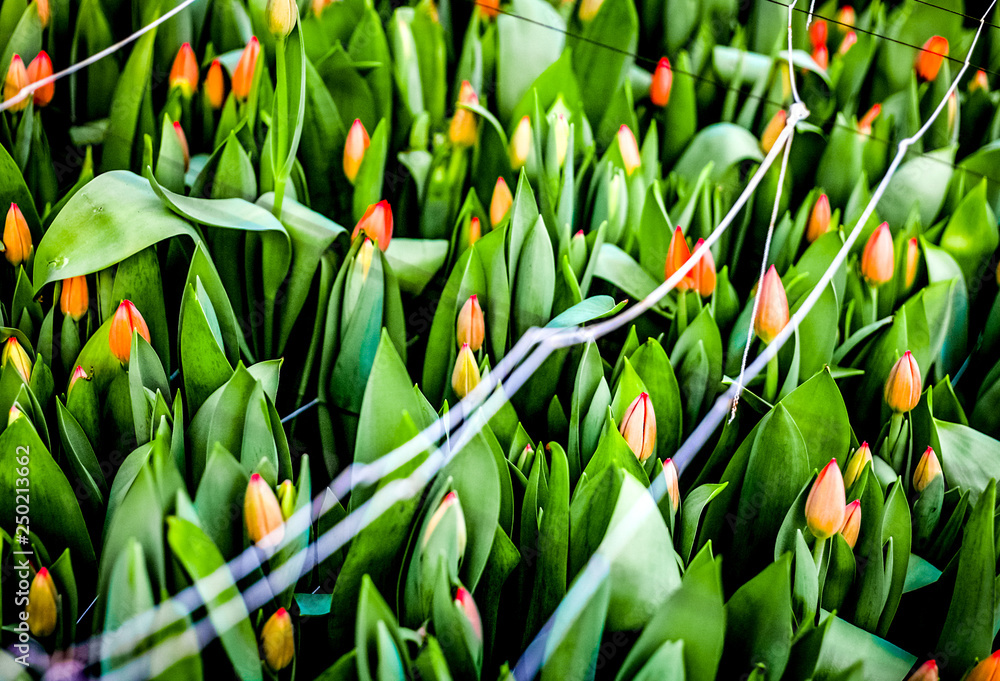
[3,50,54,112]
[169,41,235,111]
[664,227,716,298]
[3,203,32,267]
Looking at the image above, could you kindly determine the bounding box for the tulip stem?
[272,36,289,221]
[812,536,827,569]
[869,286,879,325]
[887,412,903,462]
[676,290,688,336]
[764,353,779,403]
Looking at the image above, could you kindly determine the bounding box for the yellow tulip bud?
[839,499,861,549]
[2,337,31,382]
[451,343,480,399]
[662,458,680,512]
[913,446,943,493]
[843,441,872,488]
[761,109,786,154]
[509,116,532,170]
[261,608,294,671]
[266,0,296,39]
[456,295,485,352]
[27,568,58,637]
[616,124,640,176]
[490,177,513,227]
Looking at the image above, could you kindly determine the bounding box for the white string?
[0,0,201,114]
[509,3,997,679]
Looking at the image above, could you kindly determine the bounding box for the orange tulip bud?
[26,51,53,106]
[650,57,672,108]
[343,119,370,184]
[691,238,716,298]
[452,343,480,399]
[807,194,831,243]
[454,587,483,641]
[838,31,858,56]
[422,490,467,556]
[2,337,31,382]
[449,81,480,148]
[837,5,856,26]
[352,200,393,251]
[859,103,881,135]
[907,660,939,681]
[619,392,656,463]
[805,459,847,540]
[266,0,296,39]
[232,37,260,102]
[843,441,872,488]
[617,124,641,176]
[478,0,499,18]
[965,651,1000,681]
[4,55,28,112]
[468,216,482,246]
[971,69,990,93]
[261,608,294,671]
[839,499,861,549]
[664,227,695,291]
[173,121,190,172]
[490,177,513,226]
[509,115,532,170]
[456,295,485,352]
[913,446,943,493]
[761,109,786,154]
[904,238,919,290]
[578,0,603,22]
[108,300,151,364]
[884,351,921,414]
[68,365,88,394]
[245,473,285,549]
[35,0,49,27]
[860,222,894,287]
[916,36,948,82]
[812,44,829,70]
[809,19,827,49]
[60,276,89,321]
[4,203,32,266]
[754,265,789,344]
[662,458,680,512]
[205,59,225,109]
[169,42,199,95]
[27,568,58,637]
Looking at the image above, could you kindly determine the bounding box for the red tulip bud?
[650,57,672,107]
[916,36,948,82]
[352,200,393,251]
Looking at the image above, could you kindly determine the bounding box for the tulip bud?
[245,473,285,549]
[266,0,296,39]
[343,119,370,184]
[607,170,629,240]
[837,5,856,26]
[60,276,89,321]
[2,337,31,382]
[352,200,393,251]
[169,43,199,96]
[515,443,533,470]
[260,608,294,671]
[805,459,847,540]
[8,404,22,426]
[663,227,694,290]
[456,295,485,352]
[26,51,53,106]
[452,343,480,399]
[662,458,680,512]
[27,568,58,637]
[860,222,894,287]
[454,587,483,641]
[478,0,499,18]
[577,0,602,22]
[173,121,190,172]
[68,365,88,394]
[205,59,225,109]
[916,36,948,82]
[449,81,480,148]
[35,0,49,27]
[754,265,789,344]
[947,90,957,134]
[4,55,29,112]
[812,45,829,70]
[970,69,989,93]
[691,239,716,298]
[509,115,532,170]
[809,19,827,49]
[807,194,831,243]
[552,114,569,168]
[108,300,151,364]
[232,37,260,101]
[4,203,32,266]
[619,392,656,463]
[913,446,943,493]
[907,661,939,681]
[569,230,587,276]
[760,109,786,154]
[617,125,640,177]
[468,216,482,246]
[839,499,861,549]
[422,491,467,556]
[904,238,919,291]
[277,479,295,520]
[356,238,374,281]
[965,651,1000,681]
[858,103,881,135]
[838,31,858,56]
[490,177,513,227]
[884,351,921,414]
[650,57,672,107]
[843,442,872,488]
